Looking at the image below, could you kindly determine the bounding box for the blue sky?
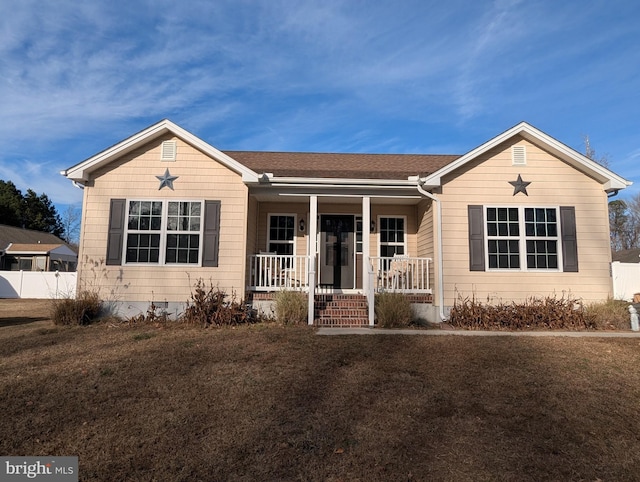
[1,0,639,213]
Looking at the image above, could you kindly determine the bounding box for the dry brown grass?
[2,299,640,480]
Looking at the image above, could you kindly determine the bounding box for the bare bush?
[448,294,593,331]
[181,279,258,327]
[50,291,102,326]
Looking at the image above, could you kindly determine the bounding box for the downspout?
[416,181,447,322]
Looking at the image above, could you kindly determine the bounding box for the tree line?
[0,179,70,240]
[609,195,640,252]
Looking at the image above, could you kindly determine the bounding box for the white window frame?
[267,214,297,256]
[378,215,407,258]
[485,205,562,272]
[123,199,204,266]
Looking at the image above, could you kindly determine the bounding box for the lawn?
[2,299,640,480]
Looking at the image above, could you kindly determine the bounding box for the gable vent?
[161,140,177,161]
[512,145,526,165]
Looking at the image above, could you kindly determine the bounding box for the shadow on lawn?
[0,316,49,328]
[1,327,639,481]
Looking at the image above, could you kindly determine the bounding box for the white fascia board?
[62,121,173,181]
[62,119,260,183]
[420,121,632,192]
[167,122,260,182]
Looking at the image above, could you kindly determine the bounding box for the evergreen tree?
[0,180,64,237]
[0,180,23,226]
[22,189,64,237]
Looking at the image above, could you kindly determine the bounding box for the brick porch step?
[314,294,369,327]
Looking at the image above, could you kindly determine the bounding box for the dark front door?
[320,215,355,289]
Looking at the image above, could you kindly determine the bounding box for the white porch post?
[307,195,318,325]
[362,196,374,326]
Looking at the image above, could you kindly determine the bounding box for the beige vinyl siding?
[439,136,612,306]
[416,198,436,295]
[245,195,259,259]
[78,134,248,303]
[373,204,418,257]
[257,202,310,256]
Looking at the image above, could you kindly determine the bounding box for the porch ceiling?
[251,192,423,205]
[249,186,424,205]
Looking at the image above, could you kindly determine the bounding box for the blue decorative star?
[156,169,179,190]
[509,174,531,196]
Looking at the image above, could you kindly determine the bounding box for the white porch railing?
[249,254,310,291]
[249,254,431,293]
[370,256,432,293]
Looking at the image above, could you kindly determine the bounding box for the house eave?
[420,122,632,193]
[62,119,261,183]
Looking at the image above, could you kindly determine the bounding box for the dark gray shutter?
[106,199,126,265]
[468,205,485,271]
[560,206,578,272]
[202,200,221,267]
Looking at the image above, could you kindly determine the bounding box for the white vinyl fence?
[611,262,640,301]
[0,271,77,299]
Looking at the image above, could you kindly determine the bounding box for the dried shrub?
[274,290,308,325]
[127,301,169,325]
[375,292,413,328]
[448,294,593,331]
[584,299,631,330]
[181,279,257,327]
[50,291,102,326]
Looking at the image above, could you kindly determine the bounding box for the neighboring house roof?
[5,243,76,256]
[61,119,632,193]
[612,249,640,263]
[0,225,70,252]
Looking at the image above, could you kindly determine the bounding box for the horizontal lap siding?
[78,135,248,303]
[257,202,310,256]
[254,203,421,259]
[440,137,612,306]
[416,199,436,294]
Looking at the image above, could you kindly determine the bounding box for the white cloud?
[0,0,637,206]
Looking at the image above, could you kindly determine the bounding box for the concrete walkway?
[317,327,640,337]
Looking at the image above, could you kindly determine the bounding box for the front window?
[125,200,203,264]
[268,215,295,255]
[355,216,363,253]
[486,206,559,270]
[379,217,405,257]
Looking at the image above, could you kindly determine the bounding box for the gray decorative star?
[509,174,531,196]
[156,169,179,190]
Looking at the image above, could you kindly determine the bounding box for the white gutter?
[264,177,418,187]
[416,182,447,322]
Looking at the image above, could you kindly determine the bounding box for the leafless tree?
[61,204,81,246]
[583,135,610,168]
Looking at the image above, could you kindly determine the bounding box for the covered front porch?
[245,191,435,325]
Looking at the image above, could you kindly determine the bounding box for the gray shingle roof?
[0,225,68,252]
[223,151,460,180]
